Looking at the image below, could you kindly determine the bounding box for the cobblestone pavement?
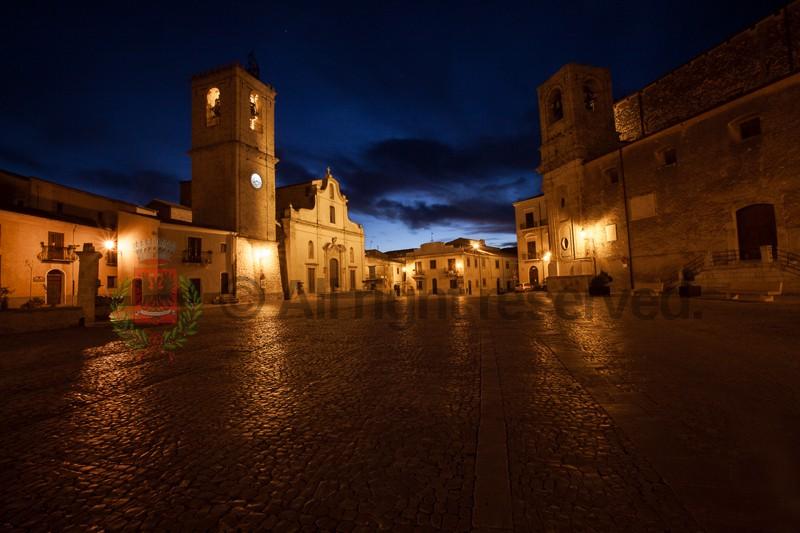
[0,293,798,531]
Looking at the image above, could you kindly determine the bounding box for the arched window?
[308,240,314,259]
[329,206,336,223]
[549,89,563,123]
[329,184,335,198]
[349,247,355,263]
[206,87,221,126]
[583,80,598,111]
[249,91,260,130]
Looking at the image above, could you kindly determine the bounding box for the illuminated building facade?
[276,170,365,297]
[530,3,800,294]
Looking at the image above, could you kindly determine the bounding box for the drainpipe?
[618,146,635,290]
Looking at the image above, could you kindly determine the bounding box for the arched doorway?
[46,269,64,306]
[736,204,777,260]
[329,257,340,290]
[528,265,539,286]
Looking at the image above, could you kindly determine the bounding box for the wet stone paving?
[1,293,799,531]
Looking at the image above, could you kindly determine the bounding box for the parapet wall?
[614,2,800,141]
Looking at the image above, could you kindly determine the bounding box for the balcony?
[38,244,77,263]
[446,269,463,277]
[182,250,213,264]
[521,253,540,261]
[519,218,548,230]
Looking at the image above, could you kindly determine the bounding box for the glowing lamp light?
[256,248,271,260]
[543,251,552,261]
[103,239,116,251]
[472,242,480,250]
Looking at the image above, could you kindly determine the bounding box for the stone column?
[76,243,102,325]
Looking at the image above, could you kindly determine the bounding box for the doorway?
[529,265,539,286]
[432,278,438,295]
[220,273,229,294]
[329,258,339,290]
[468,279,472,295]
[736,204,777,260]
[349,269,356,291]
[307,267,316,294]
[46,270,64,305]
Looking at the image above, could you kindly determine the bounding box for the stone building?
[276,170,365,297]
[0,62,283,309]
[364,249,404,294]
[388,239,518,296]
[512,194,550,287]
[527,2,800,294]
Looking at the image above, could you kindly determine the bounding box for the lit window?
[206,87,221,126]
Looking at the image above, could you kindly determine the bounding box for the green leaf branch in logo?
[110,276,203,356]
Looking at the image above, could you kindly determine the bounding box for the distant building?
[276,170,365,297]
[364,249,404,294]
[387,239,518,296]
[512,194,550,287]
[526,3,800,294]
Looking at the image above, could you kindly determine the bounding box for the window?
[429,259,437,269]
[549,89,563,122]
[186,237,202,262]
[583,80,597,111]
[739,117,761,140]
[329,184,335,198]
[527,240,537,259]
[482,278,486,287]
[450,279,458,289]
[495,260,499,269]
[105,250,117,266]
[329,206,336,223]
[505,261,510,269]
[249,92,260,130]
[220,242,227,253]
[107,276,117,289]
[206,87,221,126]
[467,257,471,267]
[605,168,619,184]
[396,267,400,274]
[524,212,534,228]
[658,147,677,166]
[349,247,355,263]
[368,265,376,278]
[447,258,456,271]
[308,240,314,259]
[560,237,570,250]
[416,279,424,290]
[560,197,566,208]
[415,261,422,272]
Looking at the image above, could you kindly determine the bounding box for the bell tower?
[189,63,277,241]
[537,64,618,174]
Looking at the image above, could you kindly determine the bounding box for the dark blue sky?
[0,0,786,249]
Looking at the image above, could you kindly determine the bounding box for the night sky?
[0,0,786,250]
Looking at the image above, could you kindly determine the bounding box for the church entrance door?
[329,258,339,290]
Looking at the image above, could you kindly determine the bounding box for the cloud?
[70,168,184,205]
[0,146,47,173]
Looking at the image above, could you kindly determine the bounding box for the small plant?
[0,287,12,310]
[20,297,45,310]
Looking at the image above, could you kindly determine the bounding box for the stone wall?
[614,3,800,142]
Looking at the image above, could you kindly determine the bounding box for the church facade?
[523,3,800,294]
[276,170,366,298]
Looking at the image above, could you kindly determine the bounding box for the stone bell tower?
[189,63,277,241]
[537,63,618,175]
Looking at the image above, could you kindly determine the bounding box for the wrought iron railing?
[38,244,77,263]
[519,218,548,230]
[182,250,213,264]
